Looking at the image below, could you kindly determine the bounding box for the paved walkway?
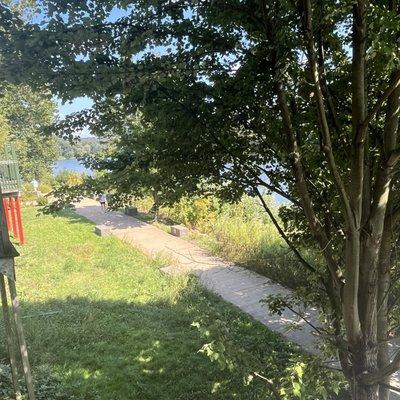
[75,198,400,397]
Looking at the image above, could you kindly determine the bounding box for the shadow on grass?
[0,287,308,400]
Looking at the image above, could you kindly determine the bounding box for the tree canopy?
[2,1,400,399]
[0,83,58,181]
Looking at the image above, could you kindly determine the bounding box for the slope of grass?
[0,208,344,399]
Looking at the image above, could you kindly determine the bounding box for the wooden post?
[14,197,24,245]
[8,277,36,400]
[9,197,18,241]
[0,274,21,397]
[0,189,35,399]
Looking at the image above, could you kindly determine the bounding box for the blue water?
[52,159,92,175]
[52,159,286,204]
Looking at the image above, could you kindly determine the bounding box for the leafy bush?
[54,170,84,188]
[38,171,55,187]
[37,195,49,206]
[38,183,52,193]
[133,194,311,289]
[21,182,37,202]
[165,196,219,229]
[130,196,154,213]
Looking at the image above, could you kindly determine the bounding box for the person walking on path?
[99,193,107,212]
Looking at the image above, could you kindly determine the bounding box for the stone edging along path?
[75,198,400,398]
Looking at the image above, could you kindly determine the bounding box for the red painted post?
[6,197,14,237]
[3,198,11,232]
[14,196,25,245]
[9,197,19,241]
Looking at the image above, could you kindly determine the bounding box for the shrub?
[37,196,49,206]
[54,170,84,187]
[131,196,154,213]
[38,171,55,187]
[38,183,52,193]
[133,194,310,289]
[165,196,218,229]
[21,182,37,202]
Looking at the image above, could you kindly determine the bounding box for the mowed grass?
[0,208,334,399]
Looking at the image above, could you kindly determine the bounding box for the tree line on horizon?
[57,137,104,161]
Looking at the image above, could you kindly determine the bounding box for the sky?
[57,97,93,138]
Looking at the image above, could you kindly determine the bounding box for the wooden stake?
[0,274,20,397]
[8,277,36,400]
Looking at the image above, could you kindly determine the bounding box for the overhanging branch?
[299,0,354,230]
[254,187,319,276]
[360,71,400,131]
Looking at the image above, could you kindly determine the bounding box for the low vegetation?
[133,195,311,290]
[0,207,344,399]
[21,170,85,204]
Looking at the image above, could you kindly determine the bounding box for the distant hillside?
[57,137,106,160]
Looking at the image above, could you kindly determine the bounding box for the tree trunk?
[354,382,379,400]
[151,190,159,221]
[377,218,394,400]
[351,340,379,400]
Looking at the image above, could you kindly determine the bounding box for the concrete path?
[75,198,400,397]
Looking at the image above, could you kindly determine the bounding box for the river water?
[52,159,92,175]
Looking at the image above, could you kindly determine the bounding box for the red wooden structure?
[2,197,25,245]
[0,145,24,245]
[0,145,34,399]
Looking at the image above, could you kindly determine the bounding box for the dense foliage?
[2,0,400,398]
[0,83,58,181]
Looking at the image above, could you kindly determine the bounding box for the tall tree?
[52,111,200,213]
[3,1,400,398]
[0,83,58,181]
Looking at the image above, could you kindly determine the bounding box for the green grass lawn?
[0,208,343,399]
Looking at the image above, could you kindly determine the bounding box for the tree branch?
[254,187,319,276]
[360,71,400,131]
[299,0,354,229]
[276,82,342,289]
[253,372,283,400]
